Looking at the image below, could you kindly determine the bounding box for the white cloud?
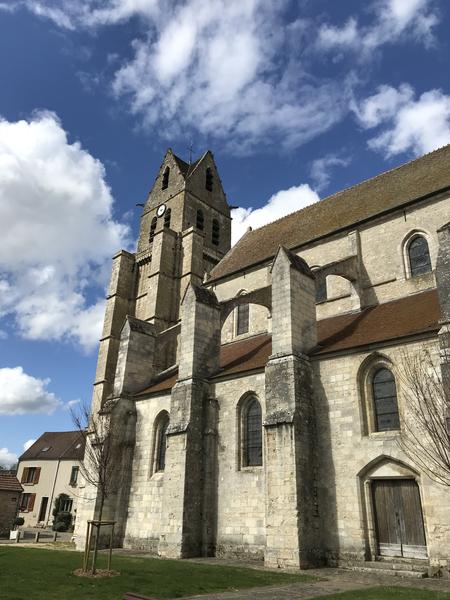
[16,1,349,152]
[23,439,36,451]
[0,367,60,415]
[309,155,351,192]
[0,111,130,351]
[355,85,450,157]
[317,0,438,56]
[0,448,18,468]
[111,1,349,151]
[231,184,320,246]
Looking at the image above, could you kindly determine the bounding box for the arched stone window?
[212,219,220,246]
[149,216,157,242]
[372,367,400,432]
[236,303,249,335]
[241,396,262,467]
[205,167,213,191]
[164,208,171,228]
[162,166,170,190]
[154,411,169,473]
[196,209,204,231]
[408,235,431,277]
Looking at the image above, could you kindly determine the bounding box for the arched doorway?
[359,457,427,559]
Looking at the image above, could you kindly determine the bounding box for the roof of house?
[19,431,85,462]
[210,144,450,282]
[136,289,440,396]
[0,473,23,493]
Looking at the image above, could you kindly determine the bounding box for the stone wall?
[314,338,450,567]
[0,490,20,535]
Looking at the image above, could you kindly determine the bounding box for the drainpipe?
[47,459,61,528]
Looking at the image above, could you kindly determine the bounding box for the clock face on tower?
[157,204,166,218]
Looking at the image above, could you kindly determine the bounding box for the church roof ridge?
[209,143,450,282]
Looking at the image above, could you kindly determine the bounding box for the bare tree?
[398,345,450,486]
[72,403,120,574]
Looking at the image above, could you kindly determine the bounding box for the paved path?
[181,560,450,600]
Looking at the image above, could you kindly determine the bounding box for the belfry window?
[205,167,213,191]
[164,208,171,228]
[196,209,204,231]
[149,216,157,242]
[408,235,431,277]
[212,219,220,246]
[243,397,263,467]
[237,303,249,335]
[155,413,169,472]
[162,166,170,190]
[372,368,400,432]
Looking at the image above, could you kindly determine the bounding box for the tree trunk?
[92,497,104,575]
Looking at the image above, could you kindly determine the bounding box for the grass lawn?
[319,588,450,600]
[0,546,315,600]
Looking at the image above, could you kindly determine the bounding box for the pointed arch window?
[212,219,220,246]
[205,167,213,192]
[164,208,171,228]
[162,166,170,190]
[237,302,249,335]
[196,209,204,231]
[243,397,262,467]
[149,216,157,242]
[372,368,400,432]
[154,412,169,472]
[408,235,431,277]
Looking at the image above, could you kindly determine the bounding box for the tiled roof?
[210,145,450,282]
[314,289,440,355]
[136,289,440,396]
[19,431,85,462]
[0,473,23,492]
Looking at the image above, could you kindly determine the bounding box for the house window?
[242,397,263,467]
[408,235,431,277]
[21,466,40,485]
[19,493,35,512]
[162,166,170,190]
[154,412,169,473]
[205,167,213,191]
[26,467,36,483]
[164,208,171,228]
[61,497,73,512]
[196,209,204,231]
[372,367,400,432]
[212,219,220,246]
[69,466,79,486]
[237,303,249,335]
[149,216,157,242]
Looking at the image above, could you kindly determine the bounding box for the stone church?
[75,146,450,570]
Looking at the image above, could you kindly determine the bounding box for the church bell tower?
[91,149,231,412]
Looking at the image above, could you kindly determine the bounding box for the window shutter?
[28,494,36,511]
[21,468,28,483]
[34,467,41,484]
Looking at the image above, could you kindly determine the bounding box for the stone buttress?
[158,284,221,558]
[436,221,450,398]
[264,246,321,568]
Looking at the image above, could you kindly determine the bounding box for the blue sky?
[1,0,450,466]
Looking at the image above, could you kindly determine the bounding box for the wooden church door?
[372,479,427,559]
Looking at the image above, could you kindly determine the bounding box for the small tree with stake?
[72,403,121,575]
[398,345,450,486]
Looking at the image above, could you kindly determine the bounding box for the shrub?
[13,517,24,529]
[52,511,72,532]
